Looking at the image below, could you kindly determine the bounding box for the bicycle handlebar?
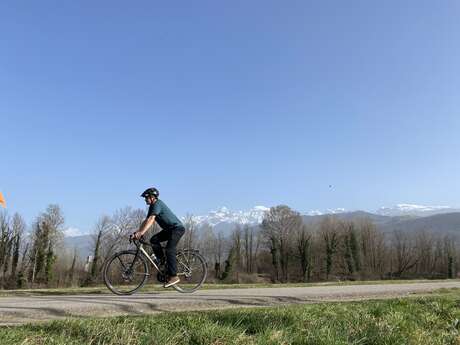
[129,234,150,245]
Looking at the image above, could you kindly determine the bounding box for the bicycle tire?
[103,250,149,295]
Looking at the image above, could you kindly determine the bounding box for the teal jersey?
[147,199,183,230]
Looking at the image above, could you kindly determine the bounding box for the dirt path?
[1,281,459,325]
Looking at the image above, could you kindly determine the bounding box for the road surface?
[1,281,459,325]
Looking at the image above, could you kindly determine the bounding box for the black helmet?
[141,187,159,199]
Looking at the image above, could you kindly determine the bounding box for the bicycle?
[103,235,207,295]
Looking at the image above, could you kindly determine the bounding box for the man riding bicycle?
[133,187,185,287]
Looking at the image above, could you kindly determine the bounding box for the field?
[1,288,459,345]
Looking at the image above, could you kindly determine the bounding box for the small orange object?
[0,192,6,208]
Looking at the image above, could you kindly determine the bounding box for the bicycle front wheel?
[173,250,207,293]
[103,250,149,295]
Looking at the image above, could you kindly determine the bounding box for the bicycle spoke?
[177,258,192,274]
[178,254,190,268]
[117,256,127,270]
[174,252,207,293]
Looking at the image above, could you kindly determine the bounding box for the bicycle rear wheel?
[103,250,149,295]
[173,250,207,293]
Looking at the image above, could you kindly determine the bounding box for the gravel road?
[1,281,459,325]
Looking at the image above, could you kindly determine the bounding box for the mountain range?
[191,206,270,227]
[64,204,460,259]
[188,204,460,233]
[376,204,460,217]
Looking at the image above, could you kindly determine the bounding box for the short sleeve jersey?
[147,199,183,231]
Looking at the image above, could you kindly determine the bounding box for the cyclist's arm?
[134,215,155,239]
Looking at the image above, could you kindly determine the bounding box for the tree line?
[190,205,458,283]
[0,205,66,288]
[0,204,458,289]
[0,205,146,289]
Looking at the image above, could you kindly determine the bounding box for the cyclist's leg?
[150,230,169,263]
[165,226,185,276]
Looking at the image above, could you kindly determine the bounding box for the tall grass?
[1,293,460,344]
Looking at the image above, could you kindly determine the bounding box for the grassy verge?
[1,279,458,297]
[1,290,460,345]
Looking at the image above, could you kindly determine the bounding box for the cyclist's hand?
[132,232,143,240]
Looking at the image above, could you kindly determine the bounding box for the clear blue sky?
[1,1,459,234]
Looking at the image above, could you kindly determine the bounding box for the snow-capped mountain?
[189,206,349,228]
[191,206,270,227]
[376,204,459,217]
[306,208,346,216]
[189,204,460,229]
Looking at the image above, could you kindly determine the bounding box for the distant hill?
[302,211,393,226]
[378,212,460,236]
[63,235,93,259]
[302,210,460,233]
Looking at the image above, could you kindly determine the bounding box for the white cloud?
[63,227,87,237]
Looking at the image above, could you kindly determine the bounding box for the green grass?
[1,279,458,297]
[1,291,460,345]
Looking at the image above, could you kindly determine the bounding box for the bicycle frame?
[131,238,161,273]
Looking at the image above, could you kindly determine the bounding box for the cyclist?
[133,187,185,287]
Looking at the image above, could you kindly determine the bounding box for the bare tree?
[243,225,256,273]
[296,224,313,282]
[443,235,456,279]
[10,213,26,282]
[261,206,302,282]
[89,216,111,283]
[232,225,242,272]
[337,221,361,279]
[391,230,419,278]
[214,230,225,278]
[18,241,29,288]
[413,231,437,278]
[101,207,143,258]
[44,205,64,285]
[358,219,386,279]
[319,217,339,280]
[181,214,199,251]
[0,211,13,287]
[23,205,65,287]
[68,248,77,286]
[28,222,42,286]
[199,223,216,265]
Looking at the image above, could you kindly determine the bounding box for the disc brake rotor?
[121,269,134,282]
